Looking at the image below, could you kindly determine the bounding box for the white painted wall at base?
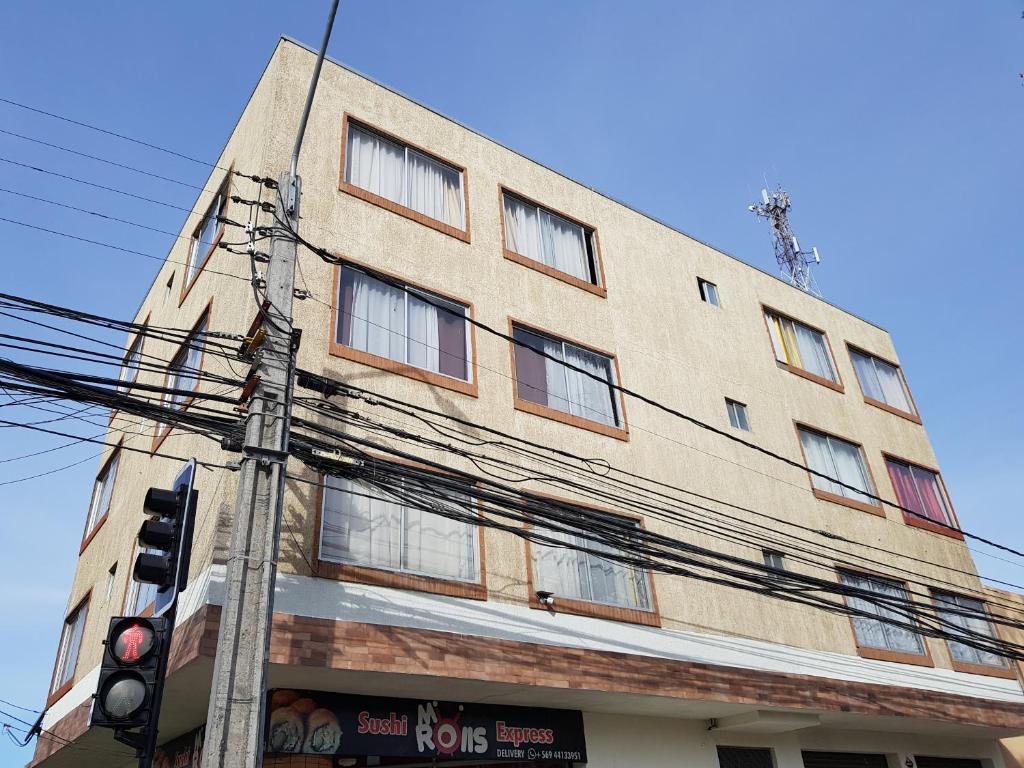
[582,713,1007,768]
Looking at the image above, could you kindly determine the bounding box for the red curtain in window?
[912,469,949,524]
[887,461,949,524]
[336,271,355,345]
[514,343,548,406]
[437,311,467,379]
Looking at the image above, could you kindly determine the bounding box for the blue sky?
[0,0,1021,759]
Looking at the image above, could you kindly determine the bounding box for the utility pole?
[201,3,339,767]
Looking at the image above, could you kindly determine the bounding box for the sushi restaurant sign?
[267,689,587,762]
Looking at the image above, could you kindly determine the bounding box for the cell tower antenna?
[748,187,822,295]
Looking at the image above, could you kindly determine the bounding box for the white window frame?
[83,448,120,538]
[50,599,88,696]
[105,563,118,602]
[185,192,225,288]
[125,545,158,614]
[725,398,750,431]
[117,333,143,394]
[698,278,720,307]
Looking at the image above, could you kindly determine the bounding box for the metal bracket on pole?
[240,445,290,467]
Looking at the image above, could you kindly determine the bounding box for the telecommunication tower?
[749,188,822,295]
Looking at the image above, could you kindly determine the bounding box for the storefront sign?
[154,724,204,768]
[266,689,587,762]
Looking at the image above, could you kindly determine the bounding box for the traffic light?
[134,484,197,601]
[90,616,170,748]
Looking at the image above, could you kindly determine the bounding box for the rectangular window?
[105,563,117,602]
[885,458,953,527]
[533,515,652,611]
[698,278,720,306]
[839,570,925,656]
[126,545,158,614]
[345,122,465,230]
[512,325,621,428]
[165,317,207,409]
[764,309,838,384]
[83,449,120,539]
[117,333,143,394]
[718,746,774,768]
[185,191,225,288]
[502,192,600,286]
[763,550,786,570]
[50,599,88,696]
[850,348,915,415]
[320,475,479,583]
[726,398,750,431]
[798,427,876,507]
[336,266,471,382]
[933,592,1006,669]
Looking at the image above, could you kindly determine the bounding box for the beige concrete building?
[32,37,1024,768]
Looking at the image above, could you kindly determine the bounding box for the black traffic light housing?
[90,616,170,748]
[133,485,197,597]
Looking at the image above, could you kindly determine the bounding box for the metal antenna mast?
[749,187,822,295]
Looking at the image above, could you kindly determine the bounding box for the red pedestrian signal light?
[111,619,156,664]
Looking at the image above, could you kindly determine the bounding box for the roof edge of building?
[277,34,888,334]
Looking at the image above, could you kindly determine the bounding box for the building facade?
[31,37,1024,768]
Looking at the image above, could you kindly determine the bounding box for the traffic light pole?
[136,603,175,768]
[202,4,338,766]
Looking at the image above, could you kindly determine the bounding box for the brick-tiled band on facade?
[32,604,1024,765]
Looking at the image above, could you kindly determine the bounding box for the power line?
[276,212,1022,559]
[0,186,209,243]
[0,95,231,171]
[0,127,210,191]
[0,215,252,283]
[290,375,1024,622]
[289,392,1024,621]
[0,155,201,214]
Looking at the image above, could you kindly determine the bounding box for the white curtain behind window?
[800,430,843,496]
[875,360,911,411]
[936,594,1004,667]
[534,528,586,601]
[504,195,542,260]
[407,150,462,229]
[842,572,924,654]
[347,125,404,204]
[563,345,616,426]
[540,211,588,281]
[403,491,476,581]
[348,272,406,362]
[534,526,649,609]
[587,537,649,608]
[793,324,836,381]
[828,439,873,503]
[85,453,119,533]
[541,338,570,414]
[321,477,402,570]
[406,293,440,373]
